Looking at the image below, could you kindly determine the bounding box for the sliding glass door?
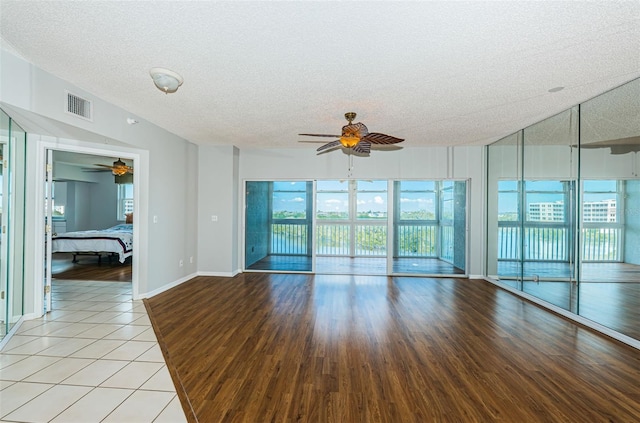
[245,181,313,272]
[392,180,467,275]
[244,179,468,276]
[315,180,388,275]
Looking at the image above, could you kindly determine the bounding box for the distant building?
[528,201,564,222]
[527,199,617,222]
[583,199,617,222]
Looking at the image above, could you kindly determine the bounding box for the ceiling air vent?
[66,91,93,121]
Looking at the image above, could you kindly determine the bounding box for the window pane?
[498,180,518,191]
[273,181,306,191]
[583,180,616,192]
[273,191,306,219]
[526,193,564,222]
[525,180,564,192]
[400,180,435,191]
[400,191,436,220]
[441,189,453,220]
[317,192,348,219]
[583,180,617,223]
[118,184,134,219]
[498,192,519,221]
[357,192,387,219]
[357,180,387,191]
[317,180,348,191]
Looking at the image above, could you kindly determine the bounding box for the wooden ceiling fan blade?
[316,140,342,152]
[371,144,403,151]
[299,140,333,143]
[362,133,404,145]
[352,141,371,155]
[82,167,111,172]
[299,133,341,137]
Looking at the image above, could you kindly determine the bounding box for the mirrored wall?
[0,108,27,343]
[487,78,640,341]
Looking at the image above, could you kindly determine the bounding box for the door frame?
[32,136,148,316]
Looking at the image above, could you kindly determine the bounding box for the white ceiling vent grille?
[66,91,93,121]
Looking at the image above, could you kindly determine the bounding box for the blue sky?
[271,179,619,215]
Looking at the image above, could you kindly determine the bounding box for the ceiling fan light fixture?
[111,159,129,176]
[150,67,183,93]
[339,135,360,148]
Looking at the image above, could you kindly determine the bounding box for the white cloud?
[289,197,304,202]
[373,196,384,204]
[325,199,342,204]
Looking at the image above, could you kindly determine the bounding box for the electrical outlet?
[189,256,194,264]
[211,215,218,222]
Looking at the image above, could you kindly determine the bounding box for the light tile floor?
[0,280,187,423]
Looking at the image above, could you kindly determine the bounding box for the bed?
[52,223,133,263]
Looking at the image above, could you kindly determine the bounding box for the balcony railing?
[497,224,621,262]
[315,224,388,256]
[274,222,448,258]
[395,224,437,257]
[316,224,350,255]
[355,225,387,256]
[582,227,620,261]
[271,222,308,255]
[271,221,622,262]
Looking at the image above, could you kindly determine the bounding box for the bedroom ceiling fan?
[92,158,133,176]
[299,112,404,155]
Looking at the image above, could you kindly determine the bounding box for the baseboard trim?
[467,274,484,280]
[137,272,198,300]
[197,269,242,278]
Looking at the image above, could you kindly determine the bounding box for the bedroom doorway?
[44,150,135,313]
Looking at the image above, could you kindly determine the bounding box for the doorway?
[45,151,135,313]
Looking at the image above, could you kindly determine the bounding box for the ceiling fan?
[91,158,133,176]
[300,112,404,155]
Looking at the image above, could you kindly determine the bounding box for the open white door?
[44,149,53,313]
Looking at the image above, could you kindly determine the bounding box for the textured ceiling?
[1,1,639,149]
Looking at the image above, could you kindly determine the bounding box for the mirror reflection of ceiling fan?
[299,112,404,155]
[90,158,133,176]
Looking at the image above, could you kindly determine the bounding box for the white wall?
[197,145,239,276]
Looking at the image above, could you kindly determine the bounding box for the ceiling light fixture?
[111,159,130,176]
[150,67,183,94]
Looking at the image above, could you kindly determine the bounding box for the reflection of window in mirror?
[582,180,619,223]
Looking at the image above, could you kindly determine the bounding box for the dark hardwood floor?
[51,253,132,282]
[144,273,640,423]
